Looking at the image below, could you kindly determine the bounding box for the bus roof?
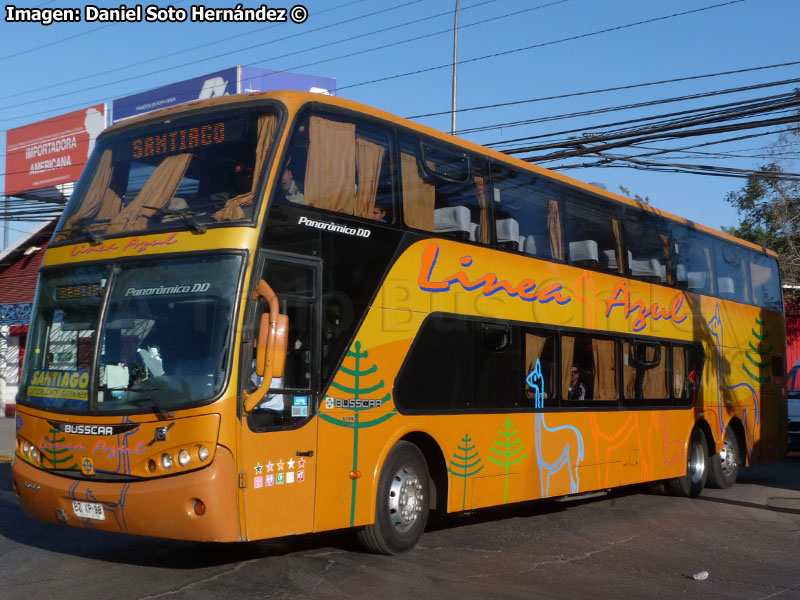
[104,90,776,258]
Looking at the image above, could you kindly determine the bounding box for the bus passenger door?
[240,252,321,540]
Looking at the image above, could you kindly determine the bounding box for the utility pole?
[451,0,459,136]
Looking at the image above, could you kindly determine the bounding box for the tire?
[707,429,740,489]
[357,441,430,554]
[667,428,708,497]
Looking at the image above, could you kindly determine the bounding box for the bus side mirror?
[256,312,288,378]
[244,280,289,413]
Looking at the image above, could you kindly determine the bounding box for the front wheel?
[357,441,429,554]
[707,429,740,489]
[667,428,708,497]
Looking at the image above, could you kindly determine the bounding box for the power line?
[0,0,370,103]
[337,0,747,91]
[0,0,412,110]
[459,77,800,138]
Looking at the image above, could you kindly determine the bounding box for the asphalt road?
[1,454,799,600]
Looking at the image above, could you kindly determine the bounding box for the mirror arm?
[243,280,280,413]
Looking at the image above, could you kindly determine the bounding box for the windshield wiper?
[144,206,207,234]
[128,387,175,419]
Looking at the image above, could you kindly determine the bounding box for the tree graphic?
[447,433,484,510]
[42,426,78,470]
[743,311,773,384]
[318,340,396,526]
[487,417,527,504]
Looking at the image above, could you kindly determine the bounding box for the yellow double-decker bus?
[12,91,787,554]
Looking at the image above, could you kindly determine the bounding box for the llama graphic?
[708,303,760,459]
[526,360,585,496]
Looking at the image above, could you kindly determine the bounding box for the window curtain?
[548,199,562,259]
[561,335,575,399]
[213,113,277,222]
[354,137,385,219]
[661,233,672,283]
[304,116,356,214]
[58,149,116,240]
[474,175,490,244]
[525,333,546,400]
[108,153,192,234]
[642,345,667,399]
[673,346,686,400]
[401,152,435,231]
[611,219,623,273]
[592,338,617,400]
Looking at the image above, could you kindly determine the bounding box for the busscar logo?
[48,421,138,436]
[324,396,384,409]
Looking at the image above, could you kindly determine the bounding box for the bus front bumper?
[12,445,241,542]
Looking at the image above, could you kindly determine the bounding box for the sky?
[2,0,799,249]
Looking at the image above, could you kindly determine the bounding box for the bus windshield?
[21,254,242,414]
[54,108,279,244]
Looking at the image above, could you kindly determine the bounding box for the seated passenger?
[281,166,304,204]
[371,204,388,222]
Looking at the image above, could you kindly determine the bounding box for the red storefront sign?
[5,104,106,196]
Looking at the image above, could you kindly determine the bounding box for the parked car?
[788,359,800,451]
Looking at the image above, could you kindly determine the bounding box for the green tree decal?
[487,417,527,504]
[743,311,773,384]
[42,426,77,469]
[319,341,396,526]
[447,433,484,510]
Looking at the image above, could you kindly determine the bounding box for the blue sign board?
[112,68,236,123]
[112,66,336,123]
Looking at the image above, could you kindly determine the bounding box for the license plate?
[72,500,105,520]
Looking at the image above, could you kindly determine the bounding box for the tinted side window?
[623,209,670,284]
[395,315,473,411]
[715,240,751,303]
[565,190,622,273]
[524,329,557,408]
[749,252,783,311]
[670,225,715,295]
[623,341,668,405]
[491,165,563,259]
[275,111,397,223]
[673,344,705,406]
[399,135,490,244]
[561,333,618,404]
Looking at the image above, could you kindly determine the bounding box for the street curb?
[0,456,14,463]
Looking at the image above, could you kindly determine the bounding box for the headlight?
[178,450,191,467]
[30,447,39,462]
[21,440,30,455]
[161,453,173,470]
[198,445,210,462]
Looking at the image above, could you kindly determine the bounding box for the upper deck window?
[272,111,396,223]
[54,109,279,244]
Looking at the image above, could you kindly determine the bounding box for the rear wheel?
[667,428,708,497]
[357,441,429,554]
[707,429,740,489]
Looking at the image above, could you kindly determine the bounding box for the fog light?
[178,450,191,467]
[197,445,210,462]
[161,453,173,470]
[147,459,157,473]
[193,499,206,516]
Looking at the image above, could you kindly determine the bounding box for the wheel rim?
[688,439,706,484]
[718,437,737,477]
[387,465,424,533]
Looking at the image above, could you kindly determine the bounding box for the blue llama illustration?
[526,360,585,496]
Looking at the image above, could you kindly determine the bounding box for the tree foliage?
[723,128,800,302]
